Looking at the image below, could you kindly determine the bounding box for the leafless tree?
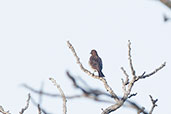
[0,41,166,114]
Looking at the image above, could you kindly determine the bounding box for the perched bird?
[89,49,105,77]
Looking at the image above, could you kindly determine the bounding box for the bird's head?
[90,49,98,56]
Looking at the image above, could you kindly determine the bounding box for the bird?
[89,49,105,77]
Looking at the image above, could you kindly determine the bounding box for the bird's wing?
[98,57,103,70]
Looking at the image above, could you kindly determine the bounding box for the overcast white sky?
[0,0,171,114]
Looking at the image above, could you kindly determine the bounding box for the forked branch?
[149,95,158,114]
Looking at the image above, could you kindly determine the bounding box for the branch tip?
[49,77,67,114]
[19,93,31,114]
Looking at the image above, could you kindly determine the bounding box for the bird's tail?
[98,71,105,77]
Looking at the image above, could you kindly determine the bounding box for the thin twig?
[136,62,166,81]
[19,93,31,114]
[128,93,137,99]
[128,40,136,76]
[49,78,67,114]
[121,67,129,85]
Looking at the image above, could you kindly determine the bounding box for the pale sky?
[0,0,171,114]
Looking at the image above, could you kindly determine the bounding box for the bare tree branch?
[121,67,129,85]
[23,84,87,99]
[37,104,42,114]
[30,97,50,114]
[23,75,148,113]
[0,106,10,114]
[68,40,164,114]
[128,93,137,99]
[128,40,136,76]
[22,84,61,97]
[66,71,111,97]
[19,93,31,114]
[49,78,67,114]
[66,71,146,114]
[136,62,166,81]
[149,95,158,114]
